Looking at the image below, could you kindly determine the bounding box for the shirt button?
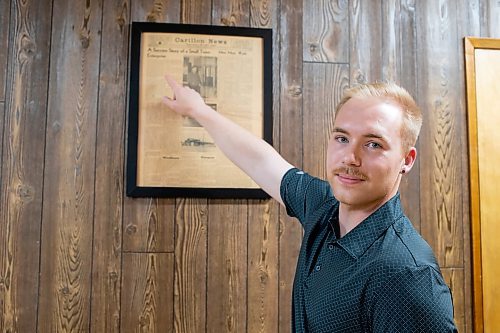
[328,244,334,250]
[315,265,321,271]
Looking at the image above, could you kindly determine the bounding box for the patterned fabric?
[280,168,458,332]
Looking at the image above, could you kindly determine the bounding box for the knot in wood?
[20,35,36,58]
[80,33,90,49]
[288,85,302,97]
[309,42,319,54]
[16,184,34,202]
[108,271,118,281]
[126,224,137,235]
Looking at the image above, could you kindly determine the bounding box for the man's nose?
[342,145,361,166]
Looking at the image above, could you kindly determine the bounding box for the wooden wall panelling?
[279,0,304,332]
[415,1,465,329]
[171,2,212,332]
[415,0,463,269]
[303,0,349,63]
[207,3,250,332]
[457,1,480,332]
[0,1,52,332]
[303,63,349,179]
[90,1,130,332]
[121,253,174,332]
[213,0,250,26]
[181,0,212,25]
[349,0,382,84]
[121,2,181,331]
[481,0,500,37]
[123,0,180,255]
[247,1,280,332]
[38,0,102,330]
[0,0,10,101]
[206,200,248,332]
[173,199,208,333]
[442,268,465,333]
[386,0,421,230]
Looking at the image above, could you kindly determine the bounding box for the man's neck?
[337,198,389,237]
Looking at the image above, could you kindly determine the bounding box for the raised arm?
[162,75,293,205]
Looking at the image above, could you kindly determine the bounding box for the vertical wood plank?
[171,2,211,332]
[387,0,421,230]
[442,268,465,333]
[457,2,480,332]
[181,0,212,24]
[279,0,304,332]
[213,0,250,26]
[130,0,181,23]
[481,0,500,37]
[350,0,382,84]
[173,199,208,333]
[0,0,10,101]
[303,63,349,179]
[207,3,250,332]
[0,1,52,332]
[303,0,349,63]
[123,0,180,254]
[415,0,463,269]
[91,1,130,332]
[247,2,280,333]
[207,200,248,332]
[38,0,102,331]
[121,253,174,333]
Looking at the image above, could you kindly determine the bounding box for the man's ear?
[401,147,417,174]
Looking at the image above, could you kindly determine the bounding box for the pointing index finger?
[165,74,180,90]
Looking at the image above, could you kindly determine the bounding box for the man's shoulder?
[372,217,440,273]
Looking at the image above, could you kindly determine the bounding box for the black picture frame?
[126,22,273,198]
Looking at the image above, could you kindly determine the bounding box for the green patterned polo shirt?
[280,168,457,332]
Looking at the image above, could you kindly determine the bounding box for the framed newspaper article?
[126,22,273,198]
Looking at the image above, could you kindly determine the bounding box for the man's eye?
[367,142,381,149]
[335,136,348,143]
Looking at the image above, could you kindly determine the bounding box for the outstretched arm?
[162,75,293,205]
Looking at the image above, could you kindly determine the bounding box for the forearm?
[193,104,292,203]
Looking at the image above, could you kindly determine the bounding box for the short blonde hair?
[335,82,422,153]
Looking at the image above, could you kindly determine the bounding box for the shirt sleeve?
[279,168,334,225]
[370,265,458,332]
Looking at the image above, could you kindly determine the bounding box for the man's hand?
[162,75,207,118]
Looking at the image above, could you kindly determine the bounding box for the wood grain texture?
[38,0,101,330]
[278,0,304,332]
[182,0,212,24]
[174,199,208,333]
[90,0,130,331]
[123,0,180,255]
[442,268,465,333]
[207,200,248,333]
[248,2,280,333]
[247,200,279,333]
[0,0,10,101]
[303,63,349,179]
[481,0,500,37]
[213,0,250,26]
[388,0,421,230]
[121,253,174,333]
[350,0,382,84]
[130,0,181,23]
[455,4,480,331]
[0,1,51,332]
[303,0,349,63]
[415,0,464,269]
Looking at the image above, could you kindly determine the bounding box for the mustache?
[332,167,368,181]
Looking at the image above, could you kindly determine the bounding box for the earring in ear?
[400,169,406,174]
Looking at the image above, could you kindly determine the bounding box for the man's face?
[326,97,413,210]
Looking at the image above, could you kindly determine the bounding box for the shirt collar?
[333,193,404,259]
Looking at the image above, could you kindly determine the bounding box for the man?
[162,76,458,332]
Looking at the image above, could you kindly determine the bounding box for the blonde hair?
[335,82,422,153]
